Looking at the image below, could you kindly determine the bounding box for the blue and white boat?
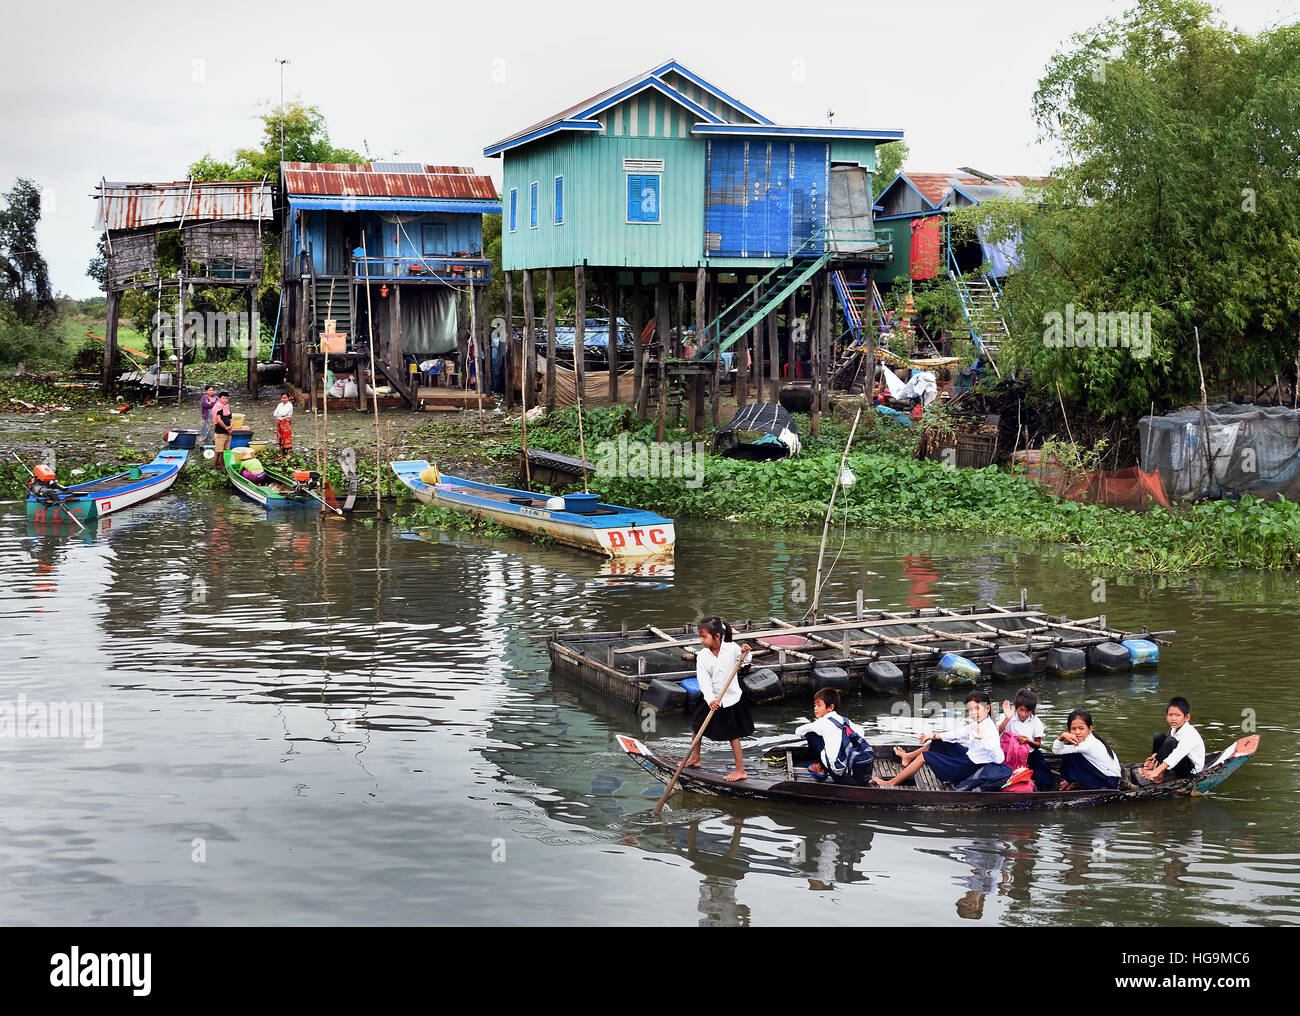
[391,459,675,558]
[26,443,190,525]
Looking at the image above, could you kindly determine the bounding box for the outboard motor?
[27,464,64,504]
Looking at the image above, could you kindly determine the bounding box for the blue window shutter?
[555,176,564,224]
[509,189,517,232]
[628,174,660,223]
[530,182,538,227]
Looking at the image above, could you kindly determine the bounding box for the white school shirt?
[695,642,750,709]
[1051,732,1122,778]
[1005,713,1045,744]
[944,716,1005,765]
[796,711,861,771]
[1162,722,1205,774]
[274,401,294,420]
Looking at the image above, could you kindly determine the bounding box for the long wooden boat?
[222,450,318,510]
[616,733,1260,811]
[391,459,675,558]
[26,446,189,524]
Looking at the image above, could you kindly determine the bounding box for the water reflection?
[2,495,1298,926]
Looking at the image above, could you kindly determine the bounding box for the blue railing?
[352,255,491,282]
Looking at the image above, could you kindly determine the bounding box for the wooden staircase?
[314,277,351,338]
[694,237,832,361]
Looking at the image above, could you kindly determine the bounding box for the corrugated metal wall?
[705,140,828,257]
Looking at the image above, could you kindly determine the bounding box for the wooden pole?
[607,273,619,406]
[360,235,383,515]
[810,279,821,437]
[470,281,482,417]
[821,267,832,414]
[574,264,586,409]
[709,273,721,426]
[810,407,863,617]
[246,286,259,397]
[503,270,515,410]
[736,288,751,409]
[655,272,669,441]
[522,269,535,417]
[545,268,556,412]
[632,274,646,418]
[101,290,120,396]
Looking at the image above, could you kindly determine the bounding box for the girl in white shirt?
[1052,709,1122,790]
[872,690,1005,787]
[999,687,1054,790]
[682,616,754,782]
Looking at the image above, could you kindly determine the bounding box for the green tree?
[875,140,909,189]
[0,178,54,324]
[991,0,1300,423]
[188,100,366,181]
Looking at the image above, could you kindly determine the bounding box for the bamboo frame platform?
[543,593,1175,712]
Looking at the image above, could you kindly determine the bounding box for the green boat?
[222,449,319,510]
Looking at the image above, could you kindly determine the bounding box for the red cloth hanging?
[910,216,942,281]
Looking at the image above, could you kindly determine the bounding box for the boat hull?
[616,734,1259,812]
[25,448,189,524]
[391,460,675,558]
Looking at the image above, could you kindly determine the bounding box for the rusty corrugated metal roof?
[94,180,273,232]
[281,162,498,202]
[902,172,1051,207]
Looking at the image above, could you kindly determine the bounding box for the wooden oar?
[651,652,746,817]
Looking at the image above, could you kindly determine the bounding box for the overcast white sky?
[2,0,1294,298]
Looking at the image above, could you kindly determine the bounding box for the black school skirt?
[692,698,755,742]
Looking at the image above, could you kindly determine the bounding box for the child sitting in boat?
[999,688,1054,790]
[795,688,874,784]
[872,690,1004,788]
[239,458,268,484]
[1051,710,1121,790]
[682,616,754,783]
[1140,697,1205,783]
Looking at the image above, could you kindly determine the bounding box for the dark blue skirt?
[1059,753,1120,790]
[925,738,978,783]
[1026,748,1057,791]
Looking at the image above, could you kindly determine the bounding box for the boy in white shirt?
[1141,697,1205,782]
[795,688,874,783]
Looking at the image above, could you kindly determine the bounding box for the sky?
[2,0,1295,299]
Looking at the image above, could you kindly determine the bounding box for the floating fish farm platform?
[542,593,1174,715]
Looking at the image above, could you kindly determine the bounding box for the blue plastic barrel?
[1122,638,1160,667]
[936,652,980,687]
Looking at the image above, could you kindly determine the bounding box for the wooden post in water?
[545,269,556,412]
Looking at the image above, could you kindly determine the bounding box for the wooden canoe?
[616,733,1260,811]
[26,446,190,524]
[391,459,675,558]
[222,450,318,510]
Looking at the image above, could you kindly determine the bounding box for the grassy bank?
[508,406,1300,574]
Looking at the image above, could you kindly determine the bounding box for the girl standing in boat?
[683,616,754,783]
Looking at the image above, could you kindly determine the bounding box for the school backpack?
[827,716,876,784]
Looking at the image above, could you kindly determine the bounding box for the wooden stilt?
[522,269,536,415]
[545,268,556,412]
[101,290,120,396]
[709,273,721,426]
[632,274,645,418]
[574,264,586,408]
[655,272,669,441]
[503,269,515,410]
[607,273,619,406]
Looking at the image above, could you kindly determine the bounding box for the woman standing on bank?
[682,616,754,783]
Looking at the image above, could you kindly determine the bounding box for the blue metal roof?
[289,196,501,214]
[692,124,905,141]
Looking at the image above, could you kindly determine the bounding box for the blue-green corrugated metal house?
[485,61,904,274]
